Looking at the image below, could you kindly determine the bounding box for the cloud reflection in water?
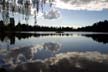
[0,42,61,68]
[0,42,108,72]
[14,52,108,72]
[43,42,61,53]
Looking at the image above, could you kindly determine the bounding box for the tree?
[5,18,15,31]
[0,20,5,31]
[9,18,15,31]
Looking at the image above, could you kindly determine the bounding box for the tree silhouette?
[0,19,108,32]
[77,20,108,32]
[0,20,5,31]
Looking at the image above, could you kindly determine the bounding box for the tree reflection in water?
[83,34,108,44]
[0,32,73,46]
[0,33,108,46]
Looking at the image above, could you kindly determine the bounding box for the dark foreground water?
[0,32,108,72]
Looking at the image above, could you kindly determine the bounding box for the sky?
[1,0,108,28]
[25,0,108,28]
[36,9,108,28]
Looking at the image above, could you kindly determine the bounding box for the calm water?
[0,32,108,72]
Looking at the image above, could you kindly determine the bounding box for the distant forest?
[77,20,108,32]
[0,18,108,32]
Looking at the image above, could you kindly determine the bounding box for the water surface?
[0,32,108,72]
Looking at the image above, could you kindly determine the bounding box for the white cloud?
[43,8,60,19]
[54,0,108,11]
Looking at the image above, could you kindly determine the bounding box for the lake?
[0,32,108,72]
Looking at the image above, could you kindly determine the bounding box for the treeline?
[0,18,108,32]
[0,18,15,32]
[77,20,108,32]
[0,18,74,32]
[16,23,74,31]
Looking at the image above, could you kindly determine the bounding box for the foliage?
[77,20,108,32]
